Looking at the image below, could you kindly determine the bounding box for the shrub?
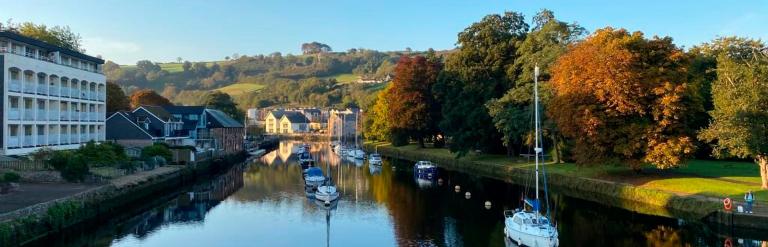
[76,141,128,167]
[141,143,172,161]
[47,152,89,182]
[3,172,21,183]
[390,129,409,147]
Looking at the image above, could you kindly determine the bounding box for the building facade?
[0,31,106,156]
[328,109,358,141]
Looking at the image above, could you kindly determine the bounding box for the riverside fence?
[0,160,50,171]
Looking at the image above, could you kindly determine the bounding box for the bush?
[76,141,128,167]
[141,143,172,161]
[390,130,409,147]
[3,172,21,183]
[47,152,89,182]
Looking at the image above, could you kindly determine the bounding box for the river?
[29,141,767,246]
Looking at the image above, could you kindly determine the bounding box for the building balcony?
[71,89,80,99]
[80,112,88,121]
[37,135,45,146]
[80,134,87,142]
[37,85,48,95]
[49,86,59,96]
[98,93,105,101]
[48,111,59,120]
[80,91,87,99]
[61,87,69,97]
[70,135,77,143]
[60,134,69,144]
[23,110,34,120]
[60,112,69,121]
[37,110,47,121]
[0,47,103,74]
[7,137,20,148]
[23,83,35,93]
[48,134,59,145]
[8,109,20,120]
[23,136,33,147]
[70,112,78,121]
[9,80,22,92]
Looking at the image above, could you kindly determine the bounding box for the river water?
[31,141,767,247]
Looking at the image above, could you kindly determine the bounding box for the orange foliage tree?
[129,89,173,108]
[386,55,442,147]
[549,28,696,169]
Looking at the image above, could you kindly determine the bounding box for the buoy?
[438,178,443,184]
[454,185,461,192]
[465,192,471,199]
[485,201,492,209]
[723,198,732,211]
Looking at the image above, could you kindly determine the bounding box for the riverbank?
[0,152,248,246]
[364,142,768,230]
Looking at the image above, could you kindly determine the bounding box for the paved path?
[0,183,97,213]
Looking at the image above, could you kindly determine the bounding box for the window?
[188,114,198,120]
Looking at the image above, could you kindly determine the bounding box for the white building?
[0,31,106,156]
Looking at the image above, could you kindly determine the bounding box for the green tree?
[699,37,768,189]
[435,11,529,156]
[387,56,442,147]
[10,21,84,52]
[106,82,130,112]
[205,91,245,121]
[487,10,584,159]
[365,84,393,142]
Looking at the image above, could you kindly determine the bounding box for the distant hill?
[105,48,452,109]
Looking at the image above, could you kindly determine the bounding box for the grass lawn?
[369,141,768,203]
[214,83,266,96]
[120,62,221,73]
[324,73,358,84]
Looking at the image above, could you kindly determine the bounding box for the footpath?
[364,142,768,231]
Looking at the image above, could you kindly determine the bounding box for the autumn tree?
[365,84,393,142]
[205,91,244,121]
[435,11,529,156]
[4,21,84,52]
[130,89,173,108]
[386,56,442,147]
[487,9,585,159]
[106,82,130,112]
[549,28,696,169]
[699,37,768,189]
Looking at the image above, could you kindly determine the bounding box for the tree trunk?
[758,155,768,190]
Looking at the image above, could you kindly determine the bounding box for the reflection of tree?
[644,226,685,247]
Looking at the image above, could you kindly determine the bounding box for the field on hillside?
[325,73,358,84]
[215,83,266,96]
[120,62,220,73]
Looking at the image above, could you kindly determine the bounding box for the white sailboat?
[315,160,340,204]
[504,65,559,247]
[347,109,365,159]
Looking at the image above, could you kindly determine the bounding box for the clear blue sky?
[1,0,765,64]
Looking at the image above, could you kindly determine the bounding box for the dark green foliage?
[77,141,129,167]
[47,152,88,182]
[45,201,85,230]
[2,172,21,183]
[205,91,245,121]
[390,129,409,147]
[141,143,173,161]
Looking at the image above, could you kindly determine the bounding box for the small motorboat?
[304,167,326,187]
[414,160,437,179]
[315,184,340,204]
[368,153,382,165]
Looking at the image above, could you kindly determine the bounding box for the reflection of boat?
[333,145,348,156]
[299,152,314,164]
[414,177,434,189]
[347,148,365,159]
[304,167,326,187]
[414,160,437,179]
[368,163,381,175]
[368,153,382,165]
[504,66,559,247]
[297,143,310,154]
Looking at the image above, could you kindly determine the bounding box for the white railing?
[8,109,20,120]
[70,134,77,143]
[9,80,22,92]
[70,111,78,121]
[71,89,80,98]
[61,87,69,97]
[0,47,103,74]
[24,136,33,146]
[49,86,59,96]
[99,92,105,101]
[60,134,68,144]
[37,110,46,121]
[60,112,69,121]
[80,134,87,142]
[81,112,88,121]
[37,135,45,146]
[23,110,34,120]
[37,84,48,95]
[48,111,58,120]
[24,83,35,93]
[90,91,97,101]
[48,134,59,145]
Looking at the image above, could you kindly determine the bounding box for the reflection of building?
[0,31,107,155]
[328,109,359,141]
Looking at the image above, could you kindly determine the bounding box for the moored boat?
[414,160,437,179]
[368,153,382,165]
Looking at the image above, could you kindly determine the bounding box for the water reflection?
[30,141,768,247]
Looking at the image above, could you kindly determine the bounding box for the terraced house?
[0,31,106,156]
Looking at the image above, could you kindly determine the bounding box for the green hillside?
[215,83,266,96]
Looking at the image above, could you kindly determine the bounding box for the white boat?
[504,65,559,247]
[368,153,382,165]
[347,148,365,159]
[414,160,437,179]
[333,145,348,156]
[299,152,314,164]
[315,185,340,204]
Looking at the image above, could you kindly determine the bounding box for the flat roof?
[0,31,105,64]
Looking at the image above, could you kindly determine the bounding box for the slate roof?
[137,105,176,122]
[269,109,285,119]
[282,111,309,124]
[205,109,244,128]
[162,105,206,130]
[0,31,104,64]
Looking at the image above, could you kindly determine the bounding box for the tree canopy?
[549,28,696,169]
[2,21,84,52]
[301,42,332,55]
[698,37,768,188]
[205,91,245,121]
[106,82,130,112]
[129,89,173,108]
[386,56,442,147]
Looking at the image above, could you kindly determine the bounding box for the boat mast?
[534,65,541,213]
